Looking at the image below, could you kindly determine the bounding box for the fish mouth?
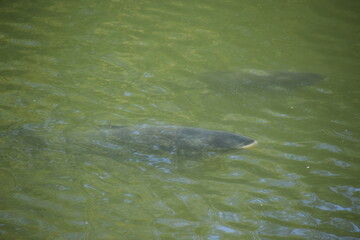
[239,140,257,149]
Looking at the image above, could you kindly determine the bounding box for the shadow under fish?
[66,125,256,160]
[203,69,325,94]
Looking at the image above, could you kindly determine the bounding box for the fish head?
[208,131,256,151]
[178,128,256,153]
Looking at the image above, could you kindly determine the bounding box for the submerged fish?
[68,125,256,157]
[204,69,325,93]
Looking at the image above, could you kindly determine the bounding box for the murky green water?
[1,0,359,239]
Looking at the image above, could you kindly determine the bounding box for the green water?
[1,0,359,239]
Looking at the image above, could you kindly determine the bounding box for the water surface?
[0,0,359,239]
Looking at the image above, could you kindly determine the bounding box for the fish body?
[204,70,324,93]
[69,125,256,157]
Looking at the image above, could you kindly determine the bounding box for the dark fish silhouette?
[204,70,324,93]
[67,125,256,157]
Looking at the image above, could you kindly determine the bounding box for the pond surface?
[0,0,359,239]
